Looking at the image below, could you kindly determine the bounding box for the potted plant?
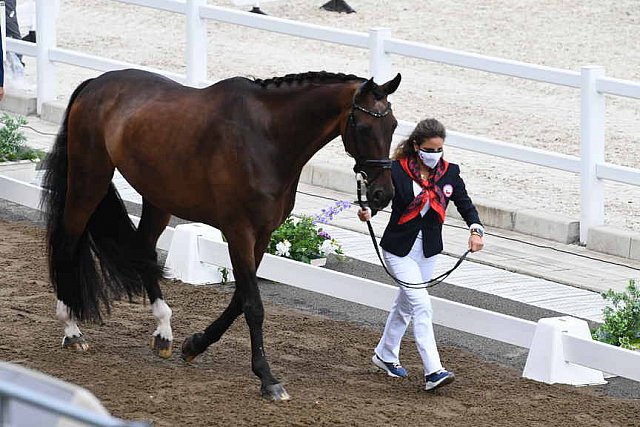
[0,113,45,182]
[592,279,640,350]
[267,200,351,265]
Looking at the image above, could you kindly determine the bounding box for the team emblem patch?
[443,184,453,197]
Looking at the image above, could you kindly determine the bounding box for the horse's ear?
[361,77,376,93]
[381,73,402,95]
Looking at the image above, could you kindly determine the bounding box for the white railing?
[1,175,639,383]
[3,0,640,244]
[0,381,147,427]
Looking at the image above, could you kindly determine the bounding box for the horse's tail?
[42,78,162,322]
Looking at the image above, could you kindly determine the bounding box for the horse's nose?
[370,189,390,209]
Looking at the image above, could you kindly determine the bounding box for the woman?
[358,118,484,391]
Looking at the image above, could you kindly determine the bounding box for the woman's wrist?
[469,223,484,237]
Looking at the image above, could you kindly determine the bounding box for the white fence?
[3,0,640,245]
[0,381,146,427]
[1,175,639,384]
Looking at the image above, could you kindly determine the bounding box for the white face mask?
[418,150,443,169]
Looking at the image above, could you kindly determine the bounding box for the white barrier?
[0,0,634,245]
[1,175,639,385]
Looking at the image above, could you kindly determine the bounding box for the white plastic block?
[164,223,234,285]
[523,316,606,386]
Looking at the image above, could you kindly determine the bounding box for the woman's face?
[413,136,444,154]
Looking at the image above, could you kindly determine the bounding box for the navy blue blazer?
[375,159,482,258]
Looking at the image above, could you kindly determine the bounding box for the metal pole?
[579,65,606,244]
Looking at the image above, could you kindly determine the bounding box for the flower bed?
[592,279,640,350]
[267,200,352,264]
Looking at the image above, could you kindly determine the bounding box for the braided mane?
[253,71,366,88]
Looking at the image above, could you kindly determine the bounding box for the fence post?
[35,0,56,114]
[579,66,606,244]
[368,27,392,83]
[186,0,207,87]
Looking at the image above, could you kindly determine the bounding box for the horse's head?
[342,73,401,210]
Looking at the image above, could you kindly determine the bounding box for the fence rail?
[1,0,638,245]
[0,381,147,427]
[384,39,582,88]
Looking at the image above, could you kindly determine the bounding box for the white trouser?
[374,234,443,375]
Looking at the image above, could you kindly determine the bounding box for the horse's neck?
[269,84,356,177]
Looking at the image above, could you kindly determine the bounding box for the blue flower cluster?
[313,200,352,225]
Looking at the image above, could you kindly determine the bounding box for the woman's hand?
[468,234,484,252]
[357,207,371,222]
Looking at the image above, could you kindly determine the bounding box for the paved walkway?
[11,116,640,323]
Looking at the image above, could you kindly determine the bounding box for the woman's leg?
[374,249,422,363]
[405,243,444,375]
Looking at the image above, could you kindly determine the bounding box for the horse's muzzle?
[368,188,393,211]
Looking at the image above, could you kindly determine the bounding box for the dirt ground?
[0,219,638,427]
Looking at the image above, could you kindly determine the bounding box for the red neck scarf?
[398,156,449,225]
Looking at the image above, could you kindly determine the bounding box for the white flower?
[275,240,291,257]
[319,239,337,256]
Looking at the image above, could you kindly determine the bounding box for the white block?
[164,223,234,285]
[523,316,606,386]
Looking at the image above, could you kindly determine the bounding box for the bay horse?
[42,69,400,400]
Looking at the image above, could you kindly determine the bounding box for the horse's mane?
[252,71,366,88]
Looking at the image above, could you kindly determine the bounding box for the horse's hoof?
[181,333,204,363]
[150,335,173,359]
[62,334,89,352]
[261,383,291,402]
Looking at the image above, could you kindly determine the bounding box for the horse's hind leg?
[137,199,173,358]
[53,165,114,351]
[56,300,88,351]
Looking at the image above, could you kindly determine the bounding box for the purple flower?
[313,200,352,224]
[317,230,332,240]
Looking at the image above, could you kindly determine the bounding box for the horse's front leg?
[182,227,289,401]
[241,273,289,401]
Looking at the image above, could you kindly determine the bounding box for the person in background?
[0,26,5,101]
[357,118,484,391]
[5,1,22,39]
[4,0,24,62]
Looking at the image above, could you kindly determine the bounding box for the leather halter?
[344,99,394,185]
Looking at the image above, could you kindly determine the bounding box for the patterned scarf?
[398,156,449,225]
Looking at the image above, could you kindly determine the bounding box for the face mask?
[418,150,443,169]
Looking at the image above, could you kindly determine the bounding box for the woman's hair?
[392,118,446,159]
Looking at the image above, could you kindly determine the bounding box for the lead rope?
[355,173,469,289]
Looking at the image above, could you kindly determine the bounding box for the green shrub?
[592,279,640,350]
[0,114,45,162]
